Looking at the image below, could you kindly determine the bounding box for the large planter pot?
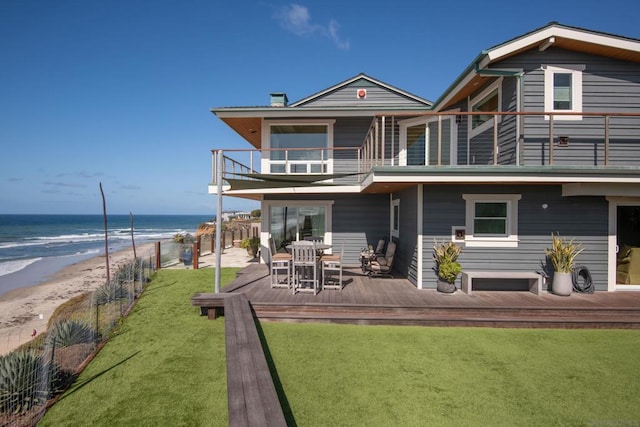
[246,247,258,258]
[437,279,456,293]
[181,251,193,266]
[552,271,573,296]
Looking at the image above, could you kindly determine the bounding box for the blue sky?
[1,0,639,215]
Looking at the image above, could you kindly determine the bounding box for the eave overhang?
[432,23,640,112]
[212,106,431,149]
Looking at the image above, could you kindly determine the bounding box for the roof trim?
[289,73,432,107]
[432,22,640,111]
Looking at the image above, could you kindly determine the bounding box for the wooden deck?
[214,264,640,329]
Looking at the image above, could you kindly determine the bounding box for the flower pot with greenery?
[545,233,583,296]
[433,240,462,293]
[240,237,260,258]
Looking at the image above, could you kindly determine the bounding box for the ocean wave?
[0,230,181,250]
[0,258,42,277]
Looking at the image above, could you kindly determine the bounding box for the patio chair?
[269,238,291,289]
[368,240,397,278]
[291,241,319,295]
[321,244,343,290]
[374,239,386,257]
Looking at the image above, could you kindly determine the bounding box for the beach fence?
[0,257,155,427]
[153,225,259,269]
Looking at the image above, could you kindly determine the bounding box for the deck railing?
[212,110,640,186]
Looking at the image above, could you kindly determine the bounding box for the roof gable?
[434,22,640,111]
[290,73,432,108]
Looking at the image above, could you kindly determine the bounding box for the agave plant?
[545,233,584,273]
[433,240,463,284]
[48,319,96,348]
[0,350,61,414]
[93,280,129,305]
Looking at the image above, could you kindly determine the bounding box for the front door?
[616,205,640,286]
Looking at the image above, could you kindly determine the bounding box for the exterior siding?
[421,184,609,291]
[301,78,429,108]
[493,48,640,166]
[394,187,419,285]
[333,117,373,183]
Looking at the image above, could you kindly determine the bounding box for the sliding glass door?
[269,205,326,252]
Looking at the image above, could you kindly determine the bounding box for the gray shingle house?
[210,23,640,293]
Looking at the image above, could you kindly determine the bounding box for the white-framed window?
[398,113,458,166]
[262,119,335,174]
[391,198,400,238]
[468,78,502,138]
[462,194,521,247]
[543,65,584,120]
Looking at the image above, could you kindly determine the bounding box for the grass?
[261,323,640,426]
[39,268,239,427]
[40,268,640,426]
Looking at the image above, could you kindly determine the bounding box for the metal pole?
[215,150,223,293]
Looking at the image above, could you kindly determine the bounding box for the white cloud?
[276,4,350,50]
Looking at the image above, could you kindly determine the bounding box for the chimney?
[270,92,288,107]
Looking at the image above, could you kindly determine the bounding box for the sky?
[1,0,639,215]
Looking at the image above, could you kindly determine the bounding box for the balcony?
[210,110,640,193]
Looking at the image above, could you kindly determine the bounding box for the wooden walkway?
[215,264,640,329]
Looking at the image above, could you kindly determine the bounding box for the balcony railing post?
[549,114,554,165]
[381,116,386,166]
[493,114,498,165]
[438,115,442,166]
[374,119,379,166]
[605,115,610,166]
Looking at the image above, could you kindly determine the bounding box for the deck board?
[210,264,640,329]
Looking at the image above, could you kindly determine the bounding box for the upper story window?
[468,78,502,138]
[543,65,584,120]
[263,120,334,174]
[462,194,521,247]
[399,114,457,166]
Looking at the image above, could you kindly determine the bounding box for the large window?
[468,78,502,138]
[266,201,332,252]
[265,120,334,174]
[544,65,583,120]
[463,194,520,247]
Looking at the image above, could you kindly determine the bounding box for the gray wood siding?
[468,77,519,165]
[264,194,389,265]
[421,184,609,291]
[395,187,419,285]
[494,48,640,166]
[333,117,373,183]
[301,78,428,108]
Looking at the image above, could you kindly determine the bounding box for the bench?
[461,271,543,295]
[224,294,286,427]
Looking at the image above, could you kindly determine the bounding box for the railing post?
[155,241,161,270]
[493,114,498,165]
[193,242,199,270]
[604,115,610,166]
[381,116,386,166]
[374,119,379,166]
[438,115,442,166]
[549,114,554,165]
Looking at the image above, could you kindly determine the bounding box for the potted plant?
[545,233,583,296]
[240,236,260,258]
[433,240,462,293]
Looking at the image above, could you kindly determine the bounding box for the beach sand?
[0,244,258,355]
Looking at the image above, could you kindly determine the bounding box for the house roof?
[433,22,640,111]
[211,73,431,148]
[289,73,432,107]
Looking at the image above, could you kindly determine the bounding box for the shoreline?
[0,243,155,356]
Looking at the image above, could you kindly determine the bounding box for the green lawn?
[41,268,640,426]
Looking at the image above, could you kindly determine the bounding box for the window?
[544,65,584,120]
[468,78,502,138]
[392,199,400,237]
[263,120,334,174]
[463,194,521,247]
[398,114,457,166]
[265,200,333,252]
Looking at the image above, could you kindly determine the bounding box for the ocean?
[0,214,212,296]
